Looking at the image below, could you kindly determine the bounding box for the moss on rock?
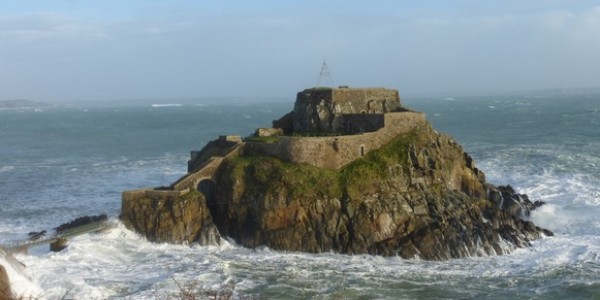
[209,126,550,260]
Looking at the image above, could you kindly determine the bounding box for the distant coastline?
[0,99,50,108]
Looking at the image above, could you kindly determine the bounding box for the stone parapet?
[244,111,426,169]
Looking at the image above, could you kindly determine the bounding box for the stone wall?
[244,111,426,169]
[341,113,385,134]
[188,136,241,172]
[331,88,401,113]
[292,87,401,134]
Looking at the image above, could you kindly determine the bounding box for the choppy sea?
[1,92,599,299]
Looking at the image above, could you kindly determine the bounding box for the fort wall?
[341,113,384,134]
[331,88,400,113]
[244,111,426,169]
[292,87,401,134]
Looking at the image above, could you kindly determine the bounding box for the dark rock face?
[27,230,46,241]
[50,238,68,252]
[486,185,548,218]
[121,190,220,245]
[55,214,107,233]
[0,265,11,300]
[208,125,551,260]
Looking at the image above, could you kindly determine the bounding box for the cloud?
[1,4,600,101]
[394,6,600,93]
[0,13,108,45]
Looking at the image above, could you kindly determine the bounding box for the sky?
[1,0,599,101]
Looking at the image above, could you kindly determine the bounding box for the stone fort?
[242,86,425,170]
[124,86,426,199]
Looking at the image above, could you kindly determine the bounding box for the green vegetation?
[228,130,422,201]
[227,155,341,200]
[340,131,418,198]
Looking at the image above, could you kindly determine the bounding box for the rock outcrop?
[209,124,551,260]
[121,189,220,245]
[120,86,551,260]
[0,265,11,300]
[54,214,107,233]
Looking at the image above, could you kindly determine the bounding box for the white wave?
[1,248,44,298]
[10,223,599,299]
[15,221,236,298]
[0,166,15,173]
[151,104,183,107]
[529,204,569,233]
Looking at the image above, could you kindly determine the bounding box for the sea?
[1,91,599,299]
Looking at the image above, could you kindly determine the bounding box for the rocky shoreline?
[206,125,551,259]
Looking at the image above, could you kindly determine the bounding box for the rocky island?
[121,87,552,260]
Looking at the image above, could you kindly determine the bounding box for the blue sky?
[1,1,599,101]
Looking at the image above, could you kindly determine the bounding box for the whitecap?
[151,104,183,107]
[0,166,15,173]
[1,248,44,298]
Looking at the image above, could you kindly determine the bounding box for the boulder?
[54,214,107,233]
[0,265,11,300]
[50,238,68,252]
[121,190,220,245]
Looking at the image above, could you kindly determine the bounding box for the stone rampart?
[122,188,191,202]
[176,143,242,190]
[331,88,400,113]
[341,113,384,134]
[244,111,426,169]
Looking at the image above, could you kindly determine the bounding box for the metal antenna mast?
[316,60,335,87]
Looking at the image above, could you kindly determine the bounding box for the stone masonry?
[292,87,401,134]
[244,86,424,169]
[244,111,426,169]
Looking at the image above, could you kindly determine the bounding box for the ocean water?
[0,93,599,299]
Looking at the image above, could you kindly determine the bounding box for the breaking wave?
[151,104,183,107]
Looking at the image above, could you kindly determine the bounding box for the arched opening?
[197,179,217,205]
[197,178,226,233]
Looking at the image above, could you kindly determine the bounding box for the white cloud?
[1,4,600,100]
[0,13,108,45]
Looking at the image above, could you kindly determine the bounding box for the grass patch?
[340,132,418,198]
[228,130,421,201]
[228,156,341,200]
